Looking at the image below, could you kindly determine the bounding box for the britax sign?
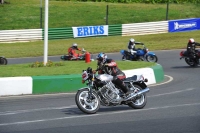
[72,25,108,38]
[168,18,200,32]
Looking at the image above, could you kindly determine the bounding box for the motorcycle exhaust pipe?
[125,87,150,101]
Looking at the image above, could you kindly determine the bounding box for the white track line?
[0,87,193,116]
[0,105,76,116]
[148,88,194,97]
[149,75,173,87]
[0,102,200,126]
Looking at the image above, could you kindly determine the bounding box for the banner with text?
[168,18,200,32]
[72,25,108,38]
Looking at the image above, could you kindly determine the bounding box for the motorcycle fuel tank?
[96,74,113,82]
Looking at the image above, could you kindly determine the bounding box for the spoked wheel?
[146,55,158,62]
[0,57,8,65]
[185,58,198,67]
[128,85,147,109]
[75,89,100,114]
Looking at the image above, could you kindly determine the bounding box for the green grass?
[0,61,155,77]
[0,0,199,30]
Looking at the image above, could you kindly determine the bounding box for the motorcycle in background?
[120,43,158,62]
[60,48,93,61]
[0,56,8,65]
[180,50,200,67]
[75,67,150,114]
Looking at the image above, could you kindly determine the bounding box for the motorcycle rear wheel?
[0,57,7,65]
[128,85,147,109]
[75,89,100,114]
[185,58,198,67]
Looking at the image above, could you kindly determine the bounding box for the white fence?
[0,29,42,43]
[122,21,168,36]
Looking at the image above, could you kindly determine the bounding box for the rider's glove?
[92,70,97,74]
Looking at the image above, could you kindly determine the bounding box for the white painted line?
[0,105,77,116]
[148,88,195,97]
[149,75,173,87]
[0,102,199,126]
[0,92,76,99]
[2,87,193,116]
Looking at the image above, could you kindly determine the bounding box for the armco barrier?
[0,64,164,96]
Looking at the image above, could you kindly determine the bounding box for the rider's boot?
[112,77,133,97]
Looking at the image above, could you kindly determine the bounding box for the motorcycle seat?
[123,75,137,82]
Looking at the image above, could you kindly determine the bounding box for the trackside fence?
[0,29,42,43]
[0,18,199,43]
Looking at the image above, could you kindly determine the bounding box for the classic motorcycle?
[180,50,200,67]
[75,67,150,114]
[0,56,8,65]
[60,48,93,61]
[120,44,158,62]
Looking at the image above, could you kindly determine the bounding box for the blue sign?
[168,18,200,32]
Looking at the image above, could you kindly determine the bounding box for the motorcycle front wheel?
[146,55,158,62]
[0,57,7,65]
[128,85,147,109]
[75,89,100,114]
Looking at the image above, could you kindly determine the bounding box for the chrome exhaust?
[124,87,150,101]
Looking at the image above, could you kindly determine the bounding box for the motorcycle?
[75,67,150,114]
[180,50,200,67]
[120,44,158,62]
[60,48,93,61]
[0,56,8,65]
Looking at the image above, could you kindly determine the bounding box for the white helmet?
[72,43,78,47]
[189,38,195,44]
[130,38,135,43]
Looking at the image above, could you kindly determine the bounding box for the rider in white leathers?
[127,38,143,58]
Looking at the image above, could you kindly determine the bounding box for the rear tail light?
[180,51,184,56]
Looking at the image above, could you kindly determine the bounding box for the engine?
[98,81,122,105]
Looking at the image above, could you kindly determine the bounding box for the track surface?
[1,50,200,133]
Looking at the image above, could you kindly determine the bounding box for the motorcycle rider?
[187,38,200,58]
[93,52,132,97]
[68,43,82,58]
[127,38,143,58]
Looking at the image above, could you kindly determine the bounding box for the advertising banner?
[168,18,200,32]
[72,25,108,38]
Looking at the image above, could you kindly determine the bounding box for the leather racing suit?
[96,58,130,94]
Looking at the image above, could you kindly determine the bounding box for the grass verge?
[0,61,155,77]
